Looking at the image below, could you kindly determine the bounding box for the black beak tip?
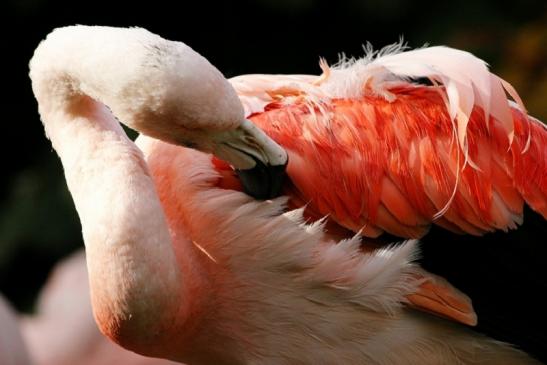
[235,159,287,200]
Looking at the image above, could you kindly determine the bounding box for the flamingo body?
[137,137,538,364]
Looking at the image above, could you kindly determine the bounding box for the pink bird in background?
[29,25,545,364]
[21,250,181,365]
[0,294,32,365]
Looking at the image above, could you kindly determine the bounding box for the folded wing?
[230,45,547,238]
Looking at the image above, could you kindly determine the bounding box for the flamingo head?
[103,29,289,199]
[210,118,288,199]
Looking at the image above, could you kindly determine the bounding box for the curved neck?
[30,27,194,355]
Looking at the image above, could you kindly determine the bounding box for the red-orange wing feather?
[248,86,546,238]
[230,46,547,239]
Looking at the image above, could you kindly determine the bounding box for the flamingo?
[21,250,181,365]
[29,25,544,364]
[0,294,32,365]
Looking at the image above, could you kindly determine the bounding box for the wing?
[230,45,547,239]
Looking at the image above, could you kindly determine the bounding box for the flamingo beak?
[235,156,288,199]
[212,119,288,199]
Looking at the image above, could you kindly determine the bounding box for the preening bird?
[29,25,545,364]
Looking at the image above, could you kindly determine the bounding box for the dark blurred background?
[1,0,546,360]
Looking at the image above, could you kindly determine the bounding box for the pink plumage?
[29,26,543,364]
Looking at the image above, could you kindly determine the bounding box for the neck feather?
[29,28,206,356]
